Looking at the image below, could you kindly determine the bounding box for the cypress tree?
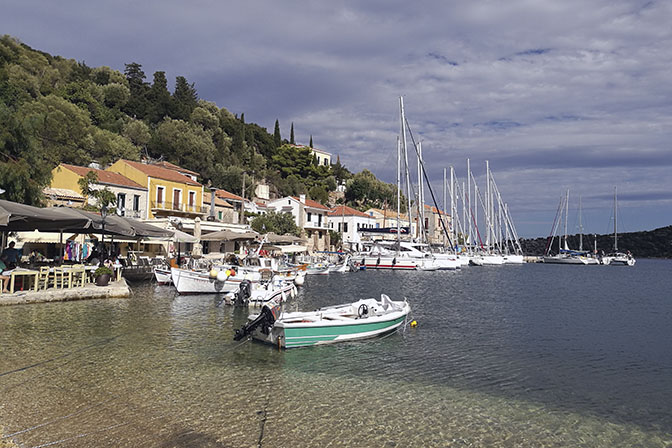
[273,119,281,147]
[290,122,295,145]
[309,135,313,147]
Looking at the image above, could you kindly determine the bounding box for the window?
[376,223,380,228]
[157,186,165,206]
[344,222,348,232]
[218,211,223,220]
[317,214,322,226]
[117,193,126,215]
[188,191,196,208]
[307,212,312,222]
[133,195,140,211]
[173,189,182,210]
[338,223,341,232]
[324,159,329,166]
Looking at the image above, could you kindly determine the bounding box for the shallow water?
[1,259,671,447]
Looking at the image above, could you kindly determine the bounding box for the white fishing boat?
[153,266,172,285]
[171,266,262,294]
[224,278,297,306]
[234,294,411,349]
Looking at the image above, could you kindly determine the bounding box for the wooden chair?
[37,266,51,290]
[52,267,72,289]
[70,265,86,287]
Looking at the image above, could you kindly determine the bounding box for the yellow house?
[107,159,204,220]
[50,163,147,218]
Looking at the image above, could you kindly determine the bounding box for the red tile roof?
[328,205,371,218]
[153,161,199,176]
[119,160,201,186]
[215,189,243,202]
[292,196,330,210]
[61,164,144,189]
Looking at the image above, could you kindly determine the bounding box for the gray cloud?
[2,0,671,236]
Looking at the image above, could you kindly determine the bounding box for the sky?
[3,0,671,237]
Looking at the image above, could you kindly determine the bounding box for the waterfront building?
[107,160,204,220]
[266,195,330,252]
[50,163,148,218]
[327,205,376,247]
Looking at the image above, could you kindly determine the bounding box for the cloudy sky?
[3,0,671,237]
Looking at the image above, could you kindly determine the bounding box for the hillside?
[520,226,672,258]
[0,35,399,211]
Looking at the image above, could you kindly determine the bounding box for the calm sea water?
[1,259,671,447]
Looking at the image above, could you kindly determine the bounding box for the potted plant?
[94,266,114,286]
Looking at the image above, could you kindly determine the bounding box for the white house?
[266,195,330,251]
[327,205,376,246]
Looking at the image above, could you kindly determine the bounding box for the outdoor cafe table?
[8,268,39,294]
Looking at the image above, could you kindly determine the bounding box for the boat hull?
[171,267,260,294]
[250,299,410,348]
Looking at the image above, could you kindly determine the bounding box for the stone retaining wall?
[0,280,131,306]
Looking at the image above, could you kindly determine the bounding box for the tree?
[309,185,329,204]
[250,211,300,236]
[146,71,171,124]
[173,75,198,120]
[290,122,295,144]
[273,119,281,148]
[150,118,216,176]
[123,62,149,119]
[77,170,117,210]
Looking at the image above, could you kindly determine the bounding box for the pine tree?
[146,71,171,124]
[172,76,198,120]
[290,122,295,144]
[273,119,282,147]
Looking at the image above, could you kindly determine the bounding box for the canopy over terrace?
[0,199,92,232]
[200,229,259,241]
[1,200,172,238]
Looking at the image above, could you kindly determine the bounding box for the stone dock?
[0,280,131,306]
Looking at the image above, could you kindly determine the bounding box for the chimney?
[209,187,216,221]
[299,194,306,204]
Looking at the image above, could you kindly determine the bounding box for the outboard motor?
[234,299,282,341]
[234,280,253,306]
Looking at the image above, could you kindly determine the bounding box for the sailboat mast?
[400,97,414,241]
[450,166,455,247]
[614,186,618,251]
[443,167,447,247]
[564,189,569,251]
[396,136,401,245]
[579,195,583,251]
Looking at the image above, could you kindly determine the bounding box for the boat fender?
[376,257,380,265]
[358,303,369,318]
[392,257,396,265]
[209,269,219,278]
[410,320,418,328]
[216,271,228,282]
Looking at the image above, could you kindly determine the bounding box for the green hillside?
[0,35,399,211]
[520,226,672,258]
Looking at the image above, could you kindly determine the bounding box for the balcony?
[303,220,328,231]
[150,200,206,217]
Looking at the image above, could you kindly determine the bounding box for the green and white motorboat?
[234,294,411,349]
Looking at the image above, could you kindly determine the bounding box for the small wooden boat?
[234,294,410,348]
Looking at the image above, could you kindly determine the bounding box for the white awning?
[280,244,307,253]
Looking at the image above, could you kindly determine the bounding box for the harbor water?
[1,259,671,447]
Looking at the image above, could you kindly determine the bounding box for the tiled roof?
[328,205,371,218]
[61,164,144,189]
[365,208,409,221]
[215,189,243,202]
[204,196,234,208]
[119,160,201,186]
[292,196,330,210]
[43,187,85,200]
[153,161,199,176]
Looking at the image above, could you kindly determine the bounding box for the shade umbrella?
[0,199,92,232]
[265,232,306,244]
[125,218,173,238]
[201,229,259,241]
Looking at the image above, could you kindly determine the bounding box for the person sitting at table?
[0,255,12,293]
[1,241,21,270]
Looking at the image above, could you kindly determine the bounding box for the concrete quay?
[0,280,131,306]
